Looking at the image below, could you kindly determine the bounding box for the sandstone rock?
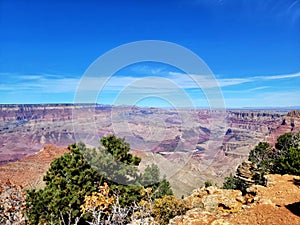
[259,198,275,206]
[172,174,300,225]
[186,186,244,214]
[236,161,255,183]
[235,161,266,188]
[169,209,216,225]
[0,181,26,225]
[202,195,219,212]
[211,219,230,225]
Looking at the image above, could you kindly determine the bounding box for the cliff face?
[0,104,76,165]
[0,106,287,157]
[266,110,300,146]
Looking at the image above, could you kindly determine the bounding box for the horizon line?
[0,103,299,110]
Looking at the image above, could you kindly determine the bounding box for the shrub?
[273,133,300,175]
[80,182,114,224]
[204,181,212,188]
[224,132,300,193]
[275,132,299,152]
[222,174,248,193]
[277,147,300,175]
[152,195,190,225]
[248,142,275,174]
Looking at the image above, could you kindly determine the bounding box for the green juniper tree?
[26,143,100,224]
[26,135,173,224]
[223,132,300,193]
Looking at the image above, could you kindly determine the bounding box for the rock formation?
[170,174,300,225]
[0,144,68,189]
[235,161,265,187]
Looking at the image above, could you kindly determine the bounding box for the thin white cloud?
[249,86,270,91]
[92,71,300,95]
[0,73,79,93]
[169,72,250,88]
[19,75,44,80]
[256,72,300,80]
[223,86,270,94]
[1,71,299,107]
[172,71,300,89]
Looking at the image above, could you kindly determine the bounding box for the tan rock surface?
[228,174,300,225]
[171,174,300,225]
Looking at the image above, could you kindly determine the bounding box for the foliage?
[140,164,173,199]
[80,185,163,225]
[82,135,173,207]
[223,132,300,193]
[152,195,190,225]
[273,133,300,174]
[275,132,299,152]
[247,133,300,178]
[222,174,247,193]
[140,164,160,187]
[153,176,173,199]
[84,135,141,186]
[26,135,173,224]
[204,181,212,188]
[248,142,276,173]
[277,147,300,175]
[26,143,100,225]
[80,183,114,223]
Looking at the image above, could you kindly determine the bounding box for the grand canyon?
[1,104,298,196]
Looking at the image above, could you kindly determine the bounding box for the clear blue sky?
[1,0,299,108]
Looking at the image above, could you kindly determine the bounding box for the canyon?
[0,104,299,195]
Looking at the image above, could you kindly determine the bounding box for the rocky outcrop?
[287,110,300,117]
[184,186,254,214]
[169,209,226,225]
[266,110,300,146]
[235,161,265,187]
[0,181,26,225]
[170,186,254,225]
[170,174,300,225]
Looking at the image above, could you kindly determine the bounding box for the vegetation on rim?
[223,132,300,192]
[26,135,173,225]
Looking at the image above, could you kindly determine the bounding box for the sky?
[0,0,299,108]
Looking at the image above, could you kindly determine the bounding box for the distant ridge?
[1,103,299,111]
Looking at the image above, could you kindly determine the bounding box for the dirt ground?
[228,174,300,225]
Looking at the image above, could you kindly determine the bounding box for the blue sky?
[0,0,299,108]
